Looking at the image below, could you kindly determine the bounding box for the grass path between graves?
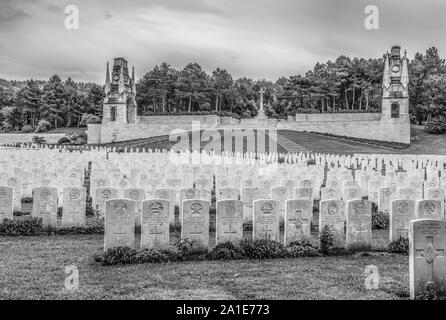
[105,126,446,155]
[0,233,409,300]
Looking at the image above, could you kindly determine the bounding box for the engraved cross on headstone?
[224,224,237,240]
[150,224,164,245]
[190,225,203,238]
[416,236,445,288]
[114,226,127,245]
[261,225,272,239]
[292,216,309,229]
[396,220,409,238]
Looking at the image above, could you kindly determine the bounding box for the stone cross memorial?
[409,219,446,300]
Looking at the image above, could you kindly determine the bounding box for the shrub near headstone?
[345,200,372,251]
[61,187,86,227]
[31,187,58,229]
[253,200,280,241]
[319,200,345,248]
[0,186,13,223]
[216,200,243,245]
[104,199,136,251]
[409,219,446,299]
[141,199,170,249]
[181,199,210,253]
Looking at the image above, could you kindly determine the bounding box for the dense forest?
[0,47,445,133]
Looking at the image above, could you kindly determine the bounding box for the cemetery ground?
[0,231,408,300]
[91,125,446,155]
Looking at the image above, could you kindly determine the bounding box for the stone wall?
[279,114,410,144]
[295,113,381,122]
[87,112,411,145]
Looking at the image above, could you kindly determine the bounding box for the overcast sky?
[1,0,445,83]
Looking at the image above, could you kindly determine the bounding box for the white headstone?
[104,199,136,251]
[389,199,415,241]
[61,187,86,227]
[253,199,280,241]
[319,199,345,248]
[216,200,244,244]
[345,200,372,251]
[0,186,13,223]
[141,199,170,249]
[181,199,210,252]
[409,219,446,299]
[32,187,58,229]
[284,199,312,245]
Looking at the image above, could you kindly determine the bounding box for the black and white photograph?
[1,0,446,306]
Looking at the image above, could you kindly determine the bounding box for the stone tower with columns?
[381,45,409,120]
[102,57,137,124]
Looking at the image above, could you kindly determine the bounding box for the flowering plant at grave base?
[0,216,105,236]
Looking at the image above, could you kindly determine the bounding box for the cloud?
[0,7,31,23]
[0,0,446,82]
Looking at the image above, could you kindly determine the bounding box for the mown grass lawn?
[0,232,409,300]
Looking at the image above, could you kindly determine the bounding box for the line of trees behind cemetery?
[0,47,445,133]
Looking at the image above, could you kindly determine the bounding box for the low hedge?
[0,217,104,236]
[388,236,409,255]
[372,211,389,230]
[94,239,321,266]
[0,217,42,236]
